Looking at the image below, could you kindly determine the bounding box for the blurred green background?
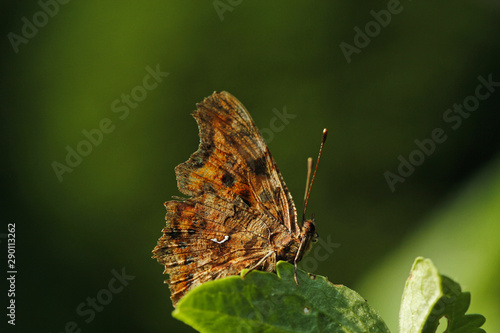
[2,1,499,332]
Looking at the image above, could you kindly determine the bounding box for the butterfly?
[152,91,327,306]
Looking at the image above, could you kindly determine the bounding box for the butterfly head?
[301,214,318,246]
[291,214,319,285]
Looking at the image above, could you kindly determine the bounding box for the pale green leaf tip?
[399,257,486,333]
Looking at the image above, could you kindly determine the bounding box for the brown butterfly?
[152,91,327,306]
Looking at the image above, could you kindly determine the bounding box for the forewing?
[175,91,299,234]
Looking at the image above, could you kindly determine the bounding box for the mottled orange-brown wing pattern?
[152,91,303,306]
[154,192,294,304]
[176,91,298,234]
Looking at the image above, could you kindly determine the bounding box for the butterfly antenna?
[302,128,328,221]
[302,157,313,222]
[303,157,313,203]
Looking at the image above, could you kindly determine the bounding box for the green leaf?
[399,257,486,333]
[357,156,500,332]
[173,261,390,333]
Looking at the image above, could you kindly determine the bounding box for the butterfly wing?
[153,91,300,306]
[176,91,298,234]
[153,192,292,305]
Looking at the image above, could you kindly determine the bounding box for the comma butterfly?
[152,91,327,306]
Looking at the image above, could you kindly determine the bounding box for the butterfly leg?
[242,251,275,279]
[293,261,300,285]
[293,234,310,285]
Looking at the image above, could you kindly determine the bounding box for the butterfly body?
[153,91,317,306]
